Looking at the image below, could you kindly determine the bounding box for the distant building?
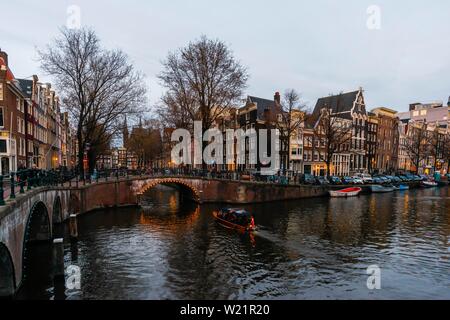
[397,99,449,174]
[367,112,379,174]
[397,101,449,126]
[237,93,283,172]
[311,88,368,176]
[288,110,304,172]
[0,49,26,174]
[370,107,399,174]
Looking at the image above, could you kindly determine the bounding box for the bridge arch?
[24,201,51,243]
[52,196,63,225]
[139,179,201,202]
[0,243,15,297]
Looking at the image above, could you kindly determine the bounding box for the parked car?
[419,174,429,181]
[390,176,402,183]
[396,175,408,182]
[329,176,342,185]
[357,173,373,184]
[372,177,384,184]
[351,176,364,185]
[342,176,354,185]
[315,176,330,185]
[373,175,390,184]
[405,174,415,181]
[300,174,316,185]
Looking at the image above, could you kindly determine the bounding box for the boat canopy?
[222,208,252,218]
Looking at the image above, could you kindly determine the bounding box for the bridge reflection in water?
[13,186,450,300]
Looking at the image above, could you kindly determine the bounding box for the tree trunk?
[326,157,331,178]
[77,129,84,180]
[88,148,97,175]
[285,138,290,172]
[415,157,420,174]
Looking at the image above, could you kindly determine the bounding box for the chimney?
[0,49,8,67]
[274,92,281,104]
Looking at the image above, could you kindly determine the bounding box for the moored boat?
[370,185,395,193]
[329,187,362,198]
[421,181,438,188]
[213,208,256,232]
[396,184,410,191]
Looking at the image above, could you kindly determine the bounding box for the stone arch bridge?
[0,175,327,297]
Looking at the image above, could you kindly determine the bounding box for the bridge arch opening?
[52,196,63,238]
[0,243,15,298]
[25,202,51,243]
[140,180,201,203]
[52,196,62,224]
[20,202,52,293]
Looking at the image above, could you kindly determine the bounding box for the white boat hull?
[422,181,438,188]
[329,188,362,198]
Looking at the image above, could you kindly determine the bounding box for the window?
[0,107,3,127]
[0,140,6,153]
[277,114,283,122]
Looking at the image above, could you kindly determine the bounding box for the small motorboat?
[213,208,256,232]
[370,185,395,193]
[396,184,410,191]
[421,181,438,188]
[329,187,362,198]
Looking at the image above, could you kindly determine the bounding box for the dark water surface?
[16,186,450,300]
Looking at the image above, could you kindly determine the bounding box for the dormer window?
[277,114,283,122]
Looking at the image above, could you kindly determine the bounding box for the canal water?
[16,186,450,300]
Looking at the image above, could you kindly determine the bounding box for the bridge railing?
[0,168,311,206]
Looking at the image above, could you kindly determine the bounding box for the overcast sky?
[1,0,449,113]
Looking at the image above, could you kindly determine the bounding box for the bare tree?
[432,128,450,173]
[158,36,248,167]
[156,92,194,131]
[313,95,353,178]
[270,89,307,171]
[428,125,445,171]
[445,133,450,172]
[127,119,163,168]
[39,27,147,176]
[404,122,430,174]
